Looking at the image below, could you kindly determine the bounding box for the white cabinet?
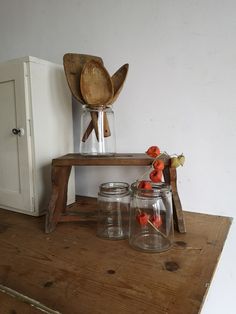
[0,56,75,216]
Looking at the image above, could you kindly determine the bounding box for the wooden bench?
[45,153,186,233]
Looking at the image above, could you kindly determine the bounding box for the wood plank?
[52,153,155,166]
[169,167,186,233]
[0,205,232,314]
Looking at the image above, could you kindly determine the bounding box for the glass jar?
[97,182,130,240]
[129,182,174,252]
[80,105,116,155]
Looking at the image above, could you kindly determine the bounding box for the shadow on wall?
[38,163,51,213]
[72,97,83,152]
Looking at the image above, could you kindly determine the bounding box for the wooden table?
[0,200,232,314]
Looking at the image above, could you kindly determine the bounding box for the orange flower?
[150,170,162,183]
[151,214,162,228]
[153,159,164,171]
[146,146,161,158]
[138,180,153,190]
[136,213,149,226]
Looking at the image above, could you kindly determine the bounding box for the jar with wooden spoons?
[82,63,129,141]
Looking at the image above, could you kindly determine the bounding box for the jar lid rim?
[131,181,171,189]
[130,181,171,196]
[99,182,130,194]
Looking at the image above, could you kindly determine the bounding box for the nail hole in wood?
[165,261,179,272]
[107,269,116,274]
[44,281,54,288]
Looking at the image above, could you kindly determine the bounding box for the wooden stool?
[45,153,186,233]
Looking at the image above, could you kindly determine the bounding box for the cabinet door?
[0,61,33,212]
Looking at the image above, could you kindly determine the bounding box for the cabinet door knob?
[12,128,25,136]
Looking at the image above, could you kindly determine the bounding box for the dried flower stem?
[147,219,168,239]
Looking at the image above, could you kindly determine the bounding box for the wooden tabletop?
[0,201,232,314]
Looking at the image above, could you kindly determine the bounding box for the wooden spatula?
[63,53,103,103]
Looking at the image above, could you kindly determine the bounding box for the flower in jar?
[136,212,150,226]
[151,214,162,228]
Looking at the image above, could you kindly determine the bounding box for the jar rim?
[131,181,171,197]
[99,182,129,195]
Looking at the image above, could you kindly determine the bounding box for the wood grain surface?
[0,203,232,314]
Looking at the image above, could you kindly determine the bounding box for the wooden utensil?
[81,108,111,142]
[80,60,113,140]
[82,63,129,142]
[107,63,129,105]
[80,60,113,106]
[63,53,103,103]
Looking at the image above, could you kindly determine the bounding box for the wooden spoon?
[80,60,113,106]
[63,53,103,103]
[82,63,129,142]
[107,63,129,106]
[80,60,113,140]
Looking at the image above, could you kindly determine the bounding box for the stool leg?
[45,165,72,233]
[169,167,186,233]
[163,166,186,233]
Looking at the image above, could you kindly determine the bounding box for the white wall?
[0,0,235,312]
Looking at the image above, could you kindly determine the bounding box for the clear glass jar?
[80,105,116,155]
[97,182,130,240]
[129,182,174,252]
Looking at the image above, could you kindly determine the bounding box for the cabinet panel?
[0,81,20,193]
[0,61,33,212]
[0,57,75,216]
[27,59,75,212]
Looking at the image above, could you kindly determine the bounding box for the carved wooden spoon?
[80,60,113,140]
[80,60,113,106]
[107,63,129,105]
